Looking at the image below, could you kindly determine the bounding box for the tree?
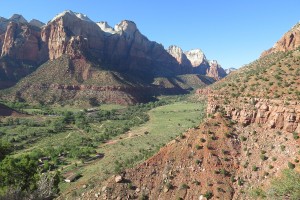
[0,155,38,191]
[0,140,13,161]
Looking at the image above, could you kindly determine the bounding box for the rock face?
[0,15,44,85]
[167,45,227,79]
[41,10,105,60]
[261,22,300,57]
[1,22,41,61]
[207,96,300,133]
[206,60,227,80]
[185,49,206,67]
[167,45,191,66]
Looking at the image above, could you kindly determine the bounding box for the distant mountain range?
[0,10,226,104]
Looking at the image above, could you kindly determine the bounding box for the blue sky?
[1,0,300,69]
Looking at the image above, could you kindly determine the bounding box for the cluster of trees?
[0,152,61,199]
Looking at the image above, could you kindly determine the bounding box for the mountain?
[84,21,300,199]
[0,11,226,104]
[0,14,46,89]
[261,22,300,57]
[167,45,227,79]
[225,67,236,74]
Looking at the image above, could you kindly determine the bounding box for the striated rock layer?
[207,95,300,133]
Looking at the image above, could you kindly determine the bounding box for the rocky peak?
[167,45,183,62]
[261,21,300,57]
[97,21,116,34]
[207,60,227,80]
[9,14,28,24]
[167,45,191,66]
[114,20,138,36]
[29,19,45,28]
[50,10,93,23]
[184,49,206,67]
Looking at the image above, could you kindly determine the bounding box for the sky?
[0,0,300,69]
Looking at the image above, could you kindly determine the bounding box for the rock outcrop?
[167,45,191,66]
[261,22,300,57]
[206,60,227,80]
[207,96,300,133]
[41,10,105,60]
[1,22,41,61]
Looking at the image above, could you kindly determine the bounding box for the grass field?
[59,100,207,196]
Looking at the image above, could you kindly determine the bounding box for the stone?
[115,175,123,183]
[101,186,107,192]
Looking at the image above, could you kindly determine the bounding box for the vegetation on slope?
[212,48,300,100]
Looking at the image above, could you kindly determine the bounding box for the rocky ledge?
[207,96,300,133]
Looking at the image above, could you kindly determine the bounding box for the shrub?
[260,154,268,161]
[180,183,189,190]
[240,136,247,141]
[293,132,299,140]
[288,162,295,169]
[200,138,206,143]
[252,165,258,171]
[203,191,213,199]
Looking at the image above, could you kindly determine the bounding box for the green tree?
[0,140,13,161]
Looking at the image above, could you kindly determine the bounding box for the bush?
[180,183,189,190]
[203,191,213,199]
[288,162,296,169]
[260,154,268,161]
[252,165,258,171]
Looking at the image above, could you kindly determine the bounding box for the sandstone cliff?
[206,60,227,80]
[167,45,227,79]
[261,22,300,57]
[207,96,300,133]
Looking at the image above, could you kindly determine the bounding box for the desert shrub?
[288,162,295,169]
